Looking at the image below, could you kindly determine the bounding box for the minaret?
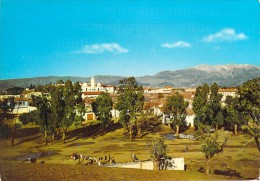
[91,76,95,88]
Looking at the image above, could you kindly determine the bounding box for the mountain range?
[0,64,259,90]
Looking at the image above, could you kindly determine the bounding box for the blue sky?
[0,0,260,80]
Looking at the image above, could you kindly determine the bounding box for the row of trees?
[1,80,85,145]
[192,78,259,152]
[33,80,85,144]
[92,77,146,140]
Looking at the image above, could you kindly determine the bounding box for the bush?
[0,124,9,139]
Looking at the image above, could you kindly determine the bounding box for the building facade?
[81,77,115,93]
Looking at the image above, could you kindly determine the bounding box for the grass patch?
[0,122,259,180]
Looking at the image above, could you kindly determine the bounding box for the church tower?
[91,76,95,88]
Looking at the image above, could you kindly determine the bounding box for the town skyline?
[1,0,260,79]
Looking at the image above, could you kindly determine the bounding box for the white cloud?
[76,43,129,54]
[161,41,192,48]
[203,28,247,42]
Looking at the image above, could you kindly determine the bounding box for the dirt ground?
[0,122,259,180]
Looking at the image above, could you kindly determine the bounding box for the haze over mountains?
[0,64,259,90]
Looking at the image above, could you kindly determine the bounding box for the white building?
[81,77,115,93]
[218,88,237,102]
[12,97,37,114]
[143,86,173,94]
[107,157,185,170]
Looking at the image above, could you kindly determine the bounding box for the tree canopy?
[164,92,189,136]
[236,78,260,152]
[146,138,167,170]
[116,77,144,140]
[92,92,113,128]
[192,82,223,129]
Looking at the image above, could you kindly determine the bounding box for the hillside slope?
[0,64,259,90]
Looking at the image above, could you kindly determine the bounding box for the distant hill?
[0,76,124,91]
[0,64,259,90]
[136,64,260,88]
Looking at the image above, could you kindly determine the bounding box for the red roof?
[82,91,103,95]
[219,88,237,93]
[14,97,28,101]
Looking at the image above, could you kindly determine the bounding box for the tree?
[56,80,64,84]
[193,83,210,127]
[208,83,223,130]
[146,138,167,170]
[116,77,144,140]
[237,78,260,152]
[223,96,244,135]
[34,96,52,145]
[194,130,228,175]
[19,111,37,125]
[92,92,113,129]
[193,83,223,130]
[5,87,24,95]
[0,97,16,146]
[60,80,76,144]
[50,86,65,143]
[136,112,149,139]
[29,83,35,89]
[117,77,141,92]
[164,93,189,136]
[73,81,85,127]
[201,135,227,174]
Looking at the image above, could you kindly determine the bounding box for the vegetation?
[135,112,149,139]
[34,96,52,145]
[19,111,36,125]
[192,83,210,127]
[146,138,167,170]
[92,92,113,129]
[208,83,223,130]
[223,96,244,135]
[116,77,144,140]
[0,97,16,145]
[5,87,25,95]
[192,83,223,130]
[0,77,259,179]
[200,134,228,174]
[164,92,189,136]
[19,80,84,144]
[236,78,260,152]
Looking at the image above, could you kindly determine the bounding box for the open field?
[0,121,259,180]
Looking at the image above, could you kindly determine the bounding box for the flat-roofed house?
[218,88,237,102]
[12,97,37,114]
[81,91,103,99]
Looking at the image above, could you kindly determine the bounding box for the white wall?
[184,115,195,127]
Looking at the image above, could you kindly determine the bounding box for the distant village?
[0,76,237,128]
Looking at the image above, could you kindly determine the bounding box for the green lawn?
[0,121,259,180]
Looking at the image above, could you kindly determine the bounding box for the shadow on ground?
[214,169,243,179]
[67,122,122,141]
[15,127,41,145]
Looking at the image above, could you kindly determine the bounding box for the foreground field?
[0,121,259,180]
